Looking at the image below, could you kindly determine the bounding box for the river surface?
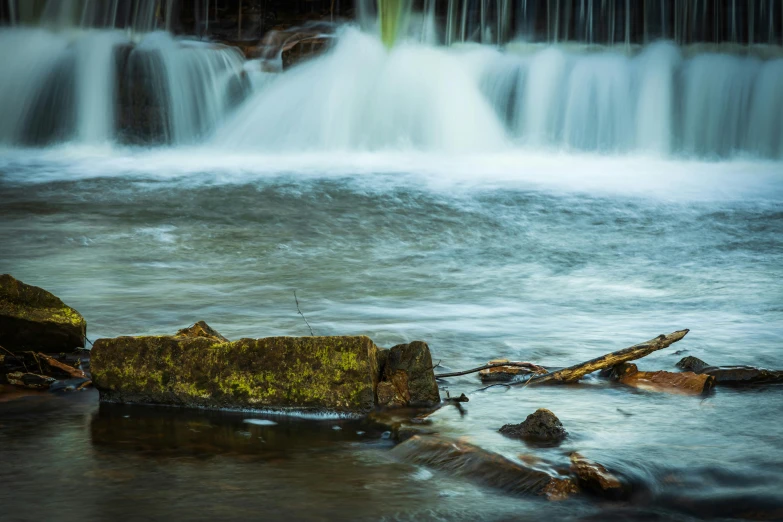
[1,148,782,521]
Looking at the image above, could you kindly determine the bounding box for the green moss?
[91,334,380,413]
[0,274,86,328]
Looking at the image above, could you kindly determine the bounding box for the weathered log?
[609,362,714,395]
[676,356,783,386]
[526,330,689,385]
[21,352,87,380]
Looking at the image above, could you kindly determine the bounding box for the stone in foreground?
[0,274,87,353]
[499,408,568,444]
[92,331,381,415]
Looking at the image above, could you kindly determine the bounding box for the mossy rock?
[91,333,382,415]
[0,274,86,353]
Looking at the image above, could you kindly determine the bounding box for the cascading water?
[1,0,782,158]
[216,28,783,158]
[0,0,248,146]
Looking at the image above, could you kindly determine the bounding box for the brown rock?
[0,274,86,353]
[376,341,440,408]
[570,452,628,499]
[542,477,580,501]
[499,408,568,444]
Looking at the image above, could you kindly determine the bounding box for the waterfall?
[0,0,248,147]
[1,1,782,160]
[215,27,783,159]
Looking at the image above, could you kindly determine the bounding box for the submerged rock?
[0,274,86,353]
[376,341,440,408]
[611,362,714,395]
[91,332,382,415]
[570,453,629,500]
[676,356,783,385]
[499,409,568,444]
[391,434,576,500]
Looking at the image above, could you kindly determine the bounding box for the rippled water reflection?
[1,150,782,520]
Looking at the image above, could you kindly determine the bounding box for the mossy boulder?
[91,331,382,415]
[0,274,86,353]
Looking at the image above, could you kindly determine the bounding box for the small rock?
[499,408,568,444]
[175,321,229,343]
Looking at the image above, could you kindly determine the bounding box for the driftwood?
[677,356,783,385]
[525,330,689,385]
[607,362,714,395]
[22,352,87,380]
[436,362,546,379]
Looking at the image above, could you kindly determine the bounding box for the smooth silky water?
[2,9,783,522]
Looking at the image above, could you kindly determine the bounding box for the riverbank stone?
[499,408,568,444]
[91,332,382,415]
[0,275,86,353]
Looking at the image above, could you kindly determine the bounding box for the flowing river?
[1,6,783,520]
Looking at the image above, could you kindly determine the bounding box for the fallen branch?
[436,362,546,379]
[0,344,28,372]
[524,329,690,385]
[293,290,314,336]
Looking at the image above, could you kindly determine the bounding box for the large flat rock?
[0,274,86,353]
[91,334,382,415]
